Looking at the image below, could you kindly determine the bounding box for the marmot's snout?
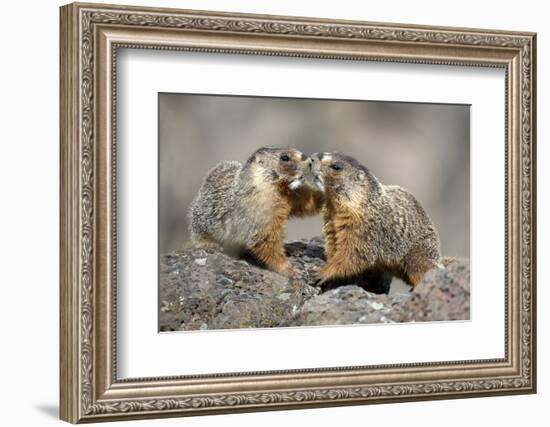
[288,152,312,190]
[307,154,326,192]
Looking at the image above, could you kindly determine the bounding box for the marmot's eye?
[330,163,342,171]
[280,154,290,162]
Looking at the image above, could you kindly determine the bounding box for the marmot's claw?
[312,274,328,287]
[314,280,328,289]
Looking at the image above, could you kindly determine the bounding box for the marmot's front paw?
[313,266,333,286]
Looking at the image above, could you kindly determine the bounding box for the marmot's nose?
[300,153,307,161]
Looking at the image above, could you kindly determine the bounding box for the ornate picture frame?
[60,2,536,423]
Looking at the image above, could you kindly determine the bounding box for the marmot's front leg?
[251,239,293,275]
[316,252,365,284]
[322,218,337,261]
[250,224,294,276]
[317,210,370,283]
[316,231,372,284]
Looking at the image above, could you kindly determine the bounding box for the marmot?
[309,152,442,287]
[189,146,324,275]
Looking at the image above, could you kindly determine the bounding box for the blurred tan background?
[159,94,469,258]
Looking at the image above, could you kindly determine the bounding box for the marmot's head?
[246,146,311,191]
[309,152,381,201]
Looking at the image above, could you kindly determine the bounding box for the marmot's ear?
[356,170,366,181]
[250,154,265,166]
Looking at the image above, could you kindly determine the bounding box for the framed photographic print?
[60,2,537,423]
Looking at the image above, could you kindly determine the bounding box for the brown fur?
[254,181,325,274]
[250,198,293,274]
[286,184,325,218]
[245,163,324,274]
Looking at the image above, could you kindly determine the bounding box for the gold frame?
[60,2,537,423]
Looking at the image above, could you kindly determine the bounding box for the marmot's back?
[375,185,441,264]
[189,161,241,242]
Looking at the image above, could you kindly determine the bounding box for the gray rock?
[282,285,405,326]
[401,259,470,322]
[159,244,319,331]
[159,239,470,331]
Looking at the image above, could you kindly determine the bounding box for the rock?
[400,259,470,321]
[159,245,319,331]
[282,285,405,326]
[285,238,392,294]
[159,238,470,331]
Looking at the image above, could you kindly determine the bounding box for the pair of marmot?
[189,146,442,287]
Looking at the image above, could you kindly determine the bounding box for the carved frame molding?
[60,2,536,423]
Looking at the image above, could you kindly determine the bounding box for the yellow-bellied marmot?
[189,146,324,275]
[309,152,442,287]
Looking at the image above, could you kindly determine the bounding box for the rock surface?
[159,238,470,331]
[282,285,405,327]
[400,259,470,322]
